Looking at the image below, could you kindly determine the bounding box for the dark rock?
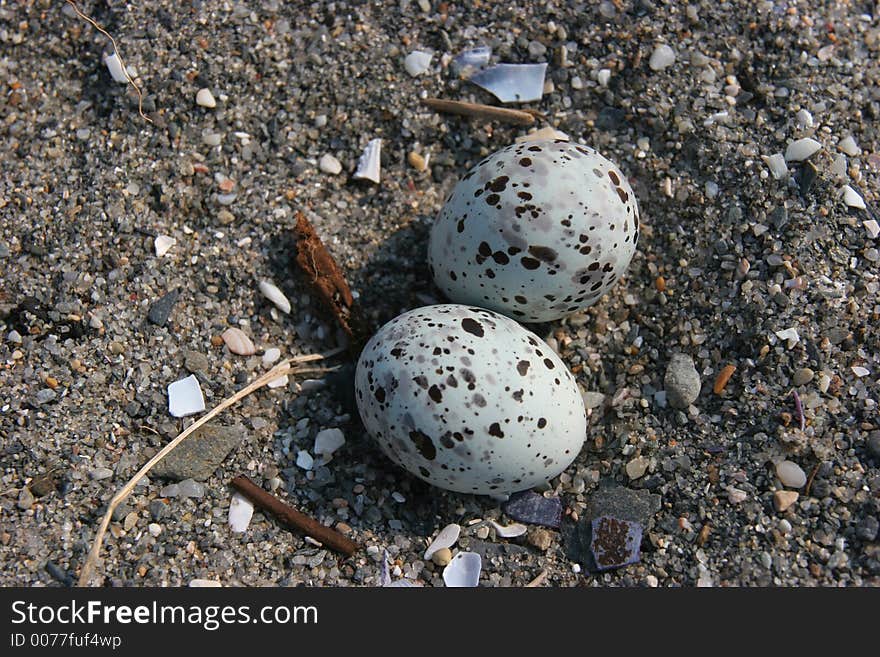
[798,161,818,196]
[502,491,562,528]
[590,516,643,570]
[29,471,58,497]
[770,206,789,229]
[149,499,169,521]
[45,561,73,586]
[867,431,880,459]
[148,289,180,327]
[460,537,530,559]
[151,422,246,481]
[596,106,626,130]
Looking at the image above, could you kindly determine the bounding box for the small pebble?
[792,368,814,386]
[864,219,880,239]
[262,347,281,365]
[183,350,209,373]
[221,327,256,356]
[664,354,701,409]
[148,289,180,327]
[838,135,861,156]
[841,185,866,209]
[196,88,216,108]
[776,461,807,488]
[763,153,788,179]
[17,487,34,510]
[649,44,676,71]
[407,151,427,171]
[774,490,799,512]
[89,467,114,481]
[431,547,452,566]
[625,456,649,480]
[785,138,822,162]
[154,235,176,257]
[527,528,554,551]
[404,50,433,76]
[148,523,162,537]
[319,154,343,175]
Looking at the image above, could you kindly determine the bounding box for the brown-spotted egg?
[355,304,587,495]
[428,140,639,322]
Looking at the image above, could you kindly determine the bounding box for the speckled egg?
[355,304,587,495]
[428,140,639,322]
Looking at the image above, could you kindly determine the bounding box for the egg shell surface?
[428,140,639,322]
[355,304,587,495]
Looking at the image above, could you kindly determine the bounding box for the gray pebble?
[664,354,701,409]
[34,389,57,405]
[151,423,245,481]
[184,350,210,373]
[177,479,205,498]
[867,431,880,459]
[17,487,34,511]
[793,368,814,386]
[149,499,169,521]
[148,289,180,327]
[89,467,114,481]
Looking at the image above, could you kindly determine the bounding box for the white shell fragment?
[774,327,800,349]
[864,219,880,239]
[404,50,433,76]
[852,366,870,377]
[228,492,254,533]
[442,552,482,587]
[259,280,291,314]
[423,523,462,560]
[189,579,222,587]
[385,579,420,587]
[726,487,748,504]
[353,138,382,183]
[196,88,217,108]
[488,520,528,538]
[597,68,612,87]
[830,154,848,179]
[154,235,176,257]
[838,135,861,156]
[841,185,866,209]
[221,327,256,355]
[167,374,206,418]
[470,63,547,103]
[296,450,314,470]
[266,374,288,389]
[103,52,129,83]
[515,126,570,143]
[762,154,788,180]
[784,138,822,162]
[795,109,813,129]
[649,44,676,71]
[314,428,345,459]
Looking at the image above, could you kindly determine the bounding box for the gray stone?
[792,368,814,386]
[34,389,57,405]
[149,499,169,520]
[184,350,210,373]
[867,431,880,459]
[89,467,114,481]
[17,487,34,510]
[148,289,179,327]
[177,479,205,498]
[664,354,701,409]
[151,422,246,481]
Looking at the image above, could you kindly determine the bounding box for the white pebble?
[259,280,291,314]
[852,366,870,378]
[838,135,861,156]
[314,428,345,458]
[762,153,788,180]
[391,491,406,503]
[597,68,611,87]
[167,374,206,417]
[704,181,719,198]
[103,52,129,83]
[795,108,813,128]
[864,219,880,239]
[148,523,162,538]
[203,132,223,147]
[228,492,254,533]
[196,88,217,108]
[776,461,806,488]
[262,347,281,365]
[841,185,866,209]
[267,374,288,389]
[404,50,433,77]
[727,487,748,504]
[296,450,314,470]
[649,44,676,71]
[189,579,222,587]
[830,154,848,179]
[774,327,800,349]
[319,154,343,175]
[154,235,176,257]
[785,138,822,162]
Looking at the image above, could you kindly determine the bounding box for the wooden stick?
[77,348,344,587]
[421,98,535,126]
[230,475,359,557]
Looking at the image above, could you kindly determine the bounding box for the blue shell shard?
[589,515,642,571]
[502,491,562,528]
[469,63,547,103]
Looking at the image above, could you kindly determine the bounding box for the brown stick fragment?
[421,98,535,126]
[230,475,359,557]
[804,462,821,497]
[713,364,737,395]
[293,211,356,337]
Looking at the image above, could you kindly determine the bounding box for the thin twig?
[77,348,344,587]
[65,0,153,124]
[804,462,821,497]
[421,98,536,126]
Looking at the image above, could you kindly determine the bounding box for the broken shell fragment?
[228,492,254,533]
[154,235,176,257]
[196,88,217,108]
[221,327,256,355]
[404,50,433,77]
[470,63,547,103]
[442,551,482,587]
[259,280,291,314]
[515,127,569,143]
[314,428,345,460]
[353,138,382,183]
[103,51,129,83]
[841,185,866,209]
[784,138,822,162]
[451,46,492,78]
[488,520,528,538]
[423,523,462,560]
[167,374,206,418]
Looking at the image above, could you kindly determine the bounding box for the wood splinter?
[421,98,536,126]
[230,475,359,557]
